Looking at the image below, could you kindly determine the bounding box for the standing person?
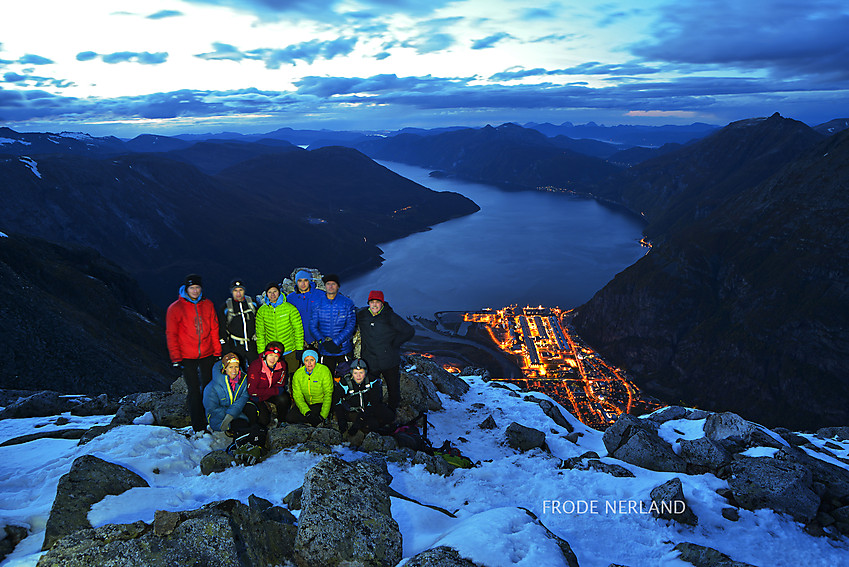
[286,270,323,352]
[255,281,304,376]
[166,274,221,434]
[334,359,394,437]
[246,341,290,426]
[288,350,334,426]
[309,273,356,377]
[357,290,414,410]
[219,279,258,366]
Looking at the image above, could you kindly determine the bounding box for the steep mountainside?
[0,147,478,306]
[0,232,170,395]
[574,125,849,430]
[355,123,621,191]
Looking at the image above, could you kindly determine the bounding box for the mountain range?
[573,114,849,430]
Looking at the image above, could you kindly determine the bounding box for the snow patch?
[741,446,779,458]
[0,231,7,238]
[132,412,155,425]
[0,137,31,146]
[19,156,42,179]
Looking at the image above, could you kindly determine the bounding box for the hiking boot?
[231,443,264,466]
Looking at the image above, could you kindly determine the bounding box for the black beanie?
[185,274,203,287]
[265,281,281,293]
[322,273,340,286]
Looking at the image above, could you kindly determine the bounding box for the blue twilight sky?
[0,0,847,136]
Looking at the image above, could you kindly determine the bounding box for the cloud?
[18,54,54,65]
[147,10,183,19]
[3,72,26,83]
[101,52,169,65]
[2,71,73,89]
[374,52,391,60]
[196,38,357,68]
[76,51,169,65]
[471,33,512,50]
[400,33,455,54]
[489,68,549,81]
[632,0,849,80]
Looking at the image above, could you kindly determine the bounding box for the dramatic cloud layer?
[0,0,846,135]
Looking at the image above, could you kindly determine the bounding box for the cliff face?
[0,233,171,395]
[574,118,849,430]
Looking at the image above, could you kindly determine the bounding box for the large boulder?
[36,497,296,567]
[0,391,116,420]
[602,413,658,455]
[613,429,687,473]
[404,546,482,567]
[538,400,574,433]
[678,437,732,473]
[673,542,757,567]
[294,455,402,567]
[397,369,442,424]
[505,422,546,453]
[649,477,698,526]
[42,455,149,550]
[729,456,820,523]
[405,355,470,401]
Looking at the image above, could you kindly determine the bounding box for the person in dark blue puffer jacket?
[309,273,357,377]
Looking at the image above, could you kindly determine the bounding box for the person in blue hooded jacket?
[286,269,324,352]
[204,352,252,434]
[309,273,357,377]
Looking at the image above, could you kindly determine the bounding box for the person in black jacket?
[356,290,414,409]
[220,279,259,365]
[334,358,394,436]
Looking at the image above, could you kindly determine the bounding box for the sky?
[0,0,847,136]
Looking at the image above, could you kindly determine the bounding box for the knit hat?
[184,274,203,287]
[367,290,384,303]
[264,341,284,357]
[221,352,241,371]
[322,273,340,286]
[265,281,281,293]
[350,358,368,372]
[295,270,312,281]
[302,349,318,363]
[230,279,246,291]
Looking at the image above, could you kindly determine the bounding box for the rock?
[149,393,192,429]
[267,424,313,452]
[78,425,116,446]
[309,427,342,446]
[649,477,698,526]
[0,429,89,447]
[110,395,147,426]
[538,400,574,433]
[283,487,302,510]
[704,412,763,451]
[831,505,849,523]
[773,427,809,447]
[0,525,28,563]
[673,542,757,567]
[721,507,739,522]
[564,432,581,444]
[294,455,402,567]
[170,377,188,395]
[70,394,119,417]
[397,369,443,424]
[0,391,82,420]
[817,426,849,441]
[362,432,399,453]
[55,417,70,426]
[42,455,149,550]
[679,437,732,472]
[404,546,482,566]
[478,415,497,430]
[200,450,235,475]
[413,451,453,476]
[36,497,297,567]
[505,422,546,453]
[584,459,635,478]
[602,413,658,455]
[729,456,820,523]
[612,429,687,473]
[407,355,470,400]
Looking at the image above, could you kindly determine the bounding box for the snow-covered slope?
[1,375,847,566]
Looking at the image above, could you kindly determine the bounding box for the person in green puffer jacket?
[287,350,335,426]
[255,282,304,376]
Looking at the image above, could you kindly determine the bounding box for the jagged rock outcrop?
[42,455,149,550]
[404,354,470,400]
[729,457,820,524]
[602,414,686,473]
[294,455,402,567]
[538,399,574,432]
[37,496,296,567]
[0,391,118,420]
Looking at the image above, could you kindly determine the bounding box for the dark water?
[344,161,646,315]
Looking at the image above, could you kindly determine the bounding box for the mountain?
[160,139,299,174]
[0,128,126,157]
[0,232,170,396]
[0,146,478,307]
[814,118,849,136]
[355,123,621,191]
[523,121,719,146]
[573,117,849,430]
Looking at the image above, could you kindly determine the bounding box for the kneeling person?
[288,350,334,426]
[335,358,395,437]
[246,341,290,426]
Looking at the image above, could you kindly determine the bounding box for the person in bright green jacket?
[256,282,304,375]
[287,350,334,426]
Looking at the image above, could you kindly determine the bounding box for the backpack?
[392,412,433,455]
[226,426,268,466]
[225,297,257,327]
[433,440,475,469]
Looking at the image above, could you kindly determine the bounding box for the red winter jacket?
[166,294,221,362]
[247,357,288,401]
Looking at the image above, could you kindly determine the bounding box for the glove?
[305,410,322,427]
[324,339,342,355]
[220,414,234,432]
[171,362,183,378]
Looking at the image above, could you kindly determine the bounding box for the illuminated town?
[464,306,663,430]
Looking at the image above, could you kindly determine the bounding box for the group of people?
[165,270,415,451]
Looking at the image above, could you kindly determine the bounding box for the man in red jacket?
[166,274,221,434]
